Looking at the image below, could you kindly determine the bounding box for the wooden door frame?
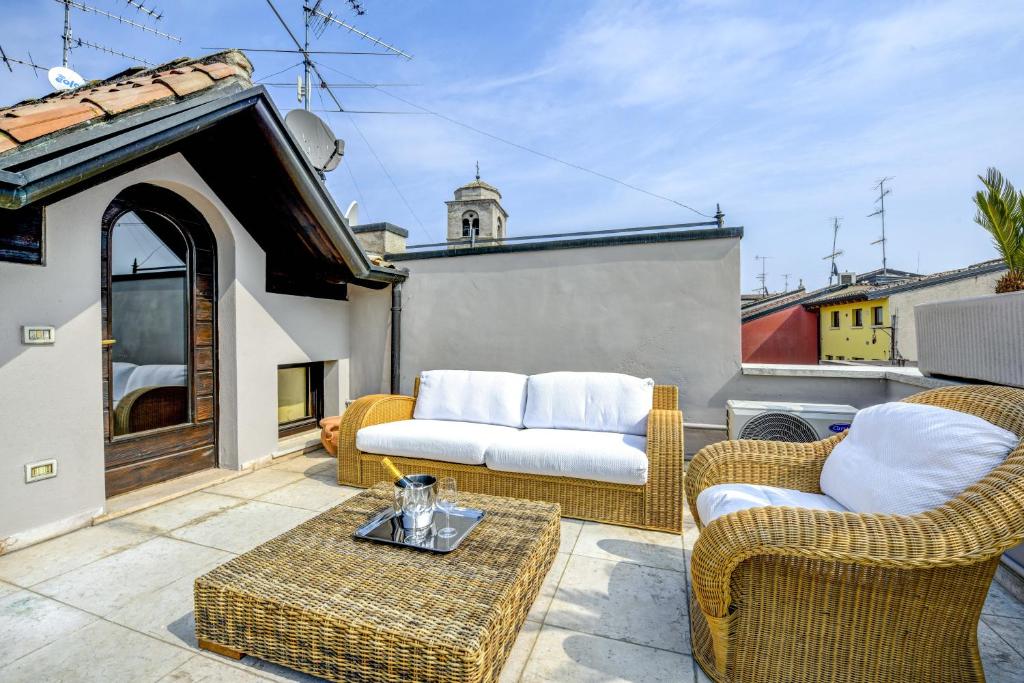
[101,183,218,497]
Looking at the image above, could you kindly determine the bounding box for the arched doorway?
[101,184,218,497]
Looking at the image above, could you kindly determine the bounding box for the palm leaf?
[973,168,1024,274]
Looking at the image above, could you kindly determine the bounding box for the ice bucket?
[392,474,437,530]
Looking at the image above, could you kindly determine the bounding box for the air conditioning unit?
[727,400,858,442]
[838,271,857,285]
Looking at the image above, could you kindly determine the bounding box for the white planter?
[915,291,1024,388]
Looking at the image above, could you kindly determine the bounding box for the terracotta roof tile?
[192,62,246,81]
[154,70,216,97]
[81,81,175,116]
[0,50,252,157]
[0,133,17,155]
[0,100,104,142]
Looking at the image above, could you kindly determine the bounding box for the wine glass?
[436,477,458,539]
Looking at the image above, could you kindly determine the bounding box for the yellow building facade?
[818,299,890,361]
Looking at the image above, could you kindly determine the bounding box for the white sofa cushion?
[696,483,848,525]
[484,428,648,485]
[820,402,1019,516]
[413,370,529,428]
[523,371,654,436]
[356,419,521,466]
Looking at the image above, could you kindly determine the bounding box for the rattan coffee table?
[194,483,560,683]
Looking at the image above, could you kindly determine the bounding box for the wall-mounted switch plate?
[22,326,55,345]
[25,459,57,483]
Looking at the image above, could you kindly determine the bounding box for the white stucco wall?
[0,153,353,547]
[889,269,1004,361]
[352,237,742,424]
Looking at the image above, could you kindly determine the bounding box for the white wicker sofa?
[336,369,685,532]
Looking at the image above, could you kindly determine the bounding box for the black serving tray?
[354,506,486,553]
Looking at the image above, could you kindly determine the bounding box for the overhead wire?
[315,86,371,224]
[317,62,715,219]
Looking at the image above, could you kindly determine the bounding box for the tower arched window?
[461,210,480,238]
[497,217,503,237]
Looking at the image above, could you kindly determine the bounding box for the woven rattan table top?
[195,483,561,653]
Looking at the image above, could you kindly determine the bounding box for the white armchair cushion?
[696,483,848,525]
[413,370,529,428]
[523,371,654,436]
[356,419,520,466]
[484,429,648,485]
[820,402,1019,515]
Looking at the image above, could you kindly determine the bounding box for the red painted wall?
[742,305,819,364]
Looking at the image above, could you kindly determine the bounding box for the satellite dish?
[48,66,85,91]
[285,109,345,173]
[344,200,359,227]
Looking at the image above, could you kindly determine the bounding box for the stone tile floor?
[0,449,1022,682]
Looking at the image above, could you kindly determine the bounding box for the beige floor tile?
[983,581,1024,619]
[499,620,541,683]
[270,453,336,477]
[547,555,689,654]
[34,537,231,616]
[99,468,244,523]
[979,619,1024,683]
[0,523,154,587]
[233,656,330,682]
[559,519,584,554]
[983,614,1024,659]
[204,469,305,499]
[108,556,232,649]
[574,522,684,572]
[0,580,16,600]
[168,500,317,554]
[527,552,570,623]
[521,624,694,683]
[160,654,270,682]
[0,619,191,683]
[256,477,359,511]
[682,524,700,552]
[0,590,98,663]
[111,492,245,534]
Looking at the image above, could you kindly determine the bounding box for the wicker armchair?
[337,381,684,533]
[686,385,1024,683]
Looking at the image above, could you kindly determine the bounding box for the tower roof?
[455,177,501,198]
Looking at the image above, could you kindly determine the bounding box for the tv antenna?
[0,44,46,78]
[822,217,843,285]
[782,273,791,292]
[868,177,893,274]
[54,0,180,68]
[754,255,771,296]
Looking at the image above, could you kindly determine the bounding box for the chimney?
[352,222,408,258]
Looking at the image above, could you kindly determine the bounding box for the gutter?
[391,282,402,394]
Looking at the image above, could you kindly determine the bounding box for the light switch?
[22,326,55,345]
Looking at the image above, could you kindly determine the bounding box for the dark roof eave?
[0,85,403,288]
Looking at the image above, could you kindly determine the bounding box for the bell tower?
[446,163,508,245]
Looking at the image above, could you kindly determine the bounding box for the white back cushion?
[820,402,1019,515]
[413,370,528,428]
[523,372,654,436]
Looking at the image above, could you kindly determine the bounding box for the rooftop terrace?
[0,448,1022,682]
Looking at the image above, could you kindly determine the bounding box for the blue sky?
[3,1,1023,293]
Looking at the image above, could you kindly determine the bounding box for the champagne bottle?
[381,457,417,487]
